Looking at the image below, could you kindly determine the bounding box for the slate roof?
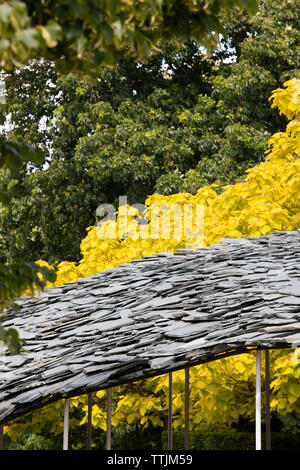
[0,230,300,424]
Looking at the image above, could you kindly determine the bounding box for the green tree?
[0,0,258,72]
[0,46,215,264]
[1,0,299,266]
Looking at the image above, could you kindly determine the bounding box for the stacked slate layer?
[0,230,300,424]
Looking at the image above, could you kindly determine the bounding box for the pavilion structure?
[0,230,299,450]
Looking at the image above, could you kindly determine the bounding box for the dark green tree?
[1,0,299,269]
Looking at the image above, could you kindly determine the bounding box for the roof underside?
[0,230,300,424]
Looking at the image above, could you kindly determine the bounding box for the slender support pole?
[265,350,271,450]
[106,388,112,450]
[87,393,93,450]
[256,350,261,451]
[0,424,3,450]
[184,368,190,450]
[168,372,173,450]
[63,398,70,450]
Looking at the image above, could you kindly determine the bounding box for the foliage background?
[1,0,300,449]
[1,0,299,265]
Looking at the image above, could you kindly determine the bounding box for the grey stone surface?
[0,230,299,424]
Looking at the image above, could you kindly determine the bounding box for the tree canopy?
[0,0,258,72]
[1,0,299,265]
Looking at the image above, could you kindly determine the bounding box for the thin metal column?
[168,372,173,450]
[0,424,3,450]
[87,393,93,450]
[256,350,261,451]
[63,398,70,450]
[184,368,190,450]
[265,350,271,450]
[106,388,112,450]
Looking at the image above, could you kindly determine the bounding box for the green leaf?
[0,3,13,23]
[15,29,39,49]
[38,266,56,283]
[239,0,259,15]
[0,325,7,342]
[0,325,25,355]
[75,36,88,56]
[0,188,10,204]
[1,140,45,171]
[70,1,89,18]
[45,20,63,43]
[102,24,113,44]
[0,39,10,54]
[15,142,44,165]
[112,20,123,41]
[289,382,300,398]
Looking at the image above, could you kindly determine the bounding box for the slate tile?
[97,318,135,332]
[41,365,70,379]
[164,321,219,339]
[277,296,300,305]
[149,357,176,369]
